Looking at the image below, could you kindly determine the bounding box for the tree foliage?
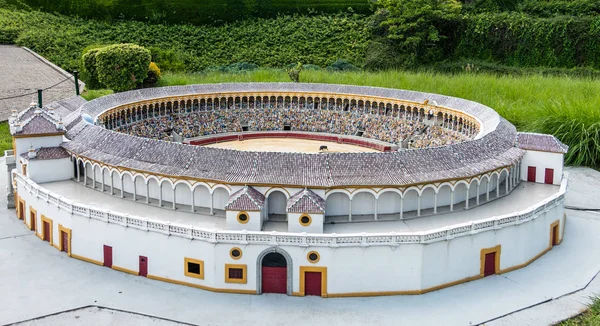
[377,0,462,65]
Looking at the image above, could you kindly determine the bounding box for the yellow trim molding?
[28,206,37,231]
[225,264,247,284]
[550,220,561,247]
[71,254,103,266]
[480,245,501,277]
[236,211,250,225]
[41,215,53,245]
[307,251,320,263]
[229,247,242,260]
[299,266,327,298]
[299,214,312,227]
[16,197,25,220]
[112,265,139,276]
[58,224,72,257]
[184,257,205,280]
[148,274,256,294]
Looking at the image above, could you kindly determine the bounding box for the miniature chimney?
[27,145,36,159]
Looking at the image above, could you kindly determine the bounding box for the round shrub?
[81,48,103,89]
[95,44,151,92]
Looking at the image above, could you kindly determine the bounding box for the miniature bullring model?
[5,83,568,297]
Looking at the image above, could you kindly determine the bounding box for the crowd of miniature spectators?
[112,102,467,148]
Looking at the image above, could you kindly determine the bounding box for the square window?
[184,258,204,279]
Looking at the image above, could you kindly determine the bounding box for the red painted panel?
[262,266,287,294]
[61,231,68,253]
[103,245,113,267]
[139,256,148,277]
[484,253,496,276]
[43,222,50,242]
[545,168,554,184]
[527,166,536,182]
[305,272,322,296]
[30,213,35,232]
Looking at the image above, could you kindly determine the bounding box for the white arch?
[264,187,289,199]
[453,179,470,190]
[210,184,231,195]
[191,182,211,192]
[350,188,378,200]
[325,189,352,200]
[403,186,420,197]
[378,188,403,198]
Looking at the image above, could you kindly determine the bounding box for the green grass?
[159,69,600,168]
[0,122,13,153]
[559,297,600,325]
[81,89,113,101]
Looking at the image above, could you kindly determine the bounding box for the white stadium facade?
[6,83,568,297]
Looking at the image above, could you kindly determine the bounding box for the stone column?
[348,199,352,222]
[172,187,176,210]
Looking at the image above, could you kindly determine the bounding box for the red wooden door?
[18,202,24,220]
[484,252,496,276]
[30,213,36,231]
[545,168,554,184]
[43,221,50,242]
[552,225,559,246]
[305,272,322,296]
[139,256,148,277]
[103,245,113,267]
[262,266,287,294]
[61,231,68,253]
[527,166,536,182]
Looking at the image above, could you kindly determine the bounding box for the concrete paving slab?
[564,166,600,210]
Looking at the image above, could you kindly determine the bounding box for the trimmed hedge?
[93,44,151,92]
[5,0,373,25]
[0,9,370,73]
[456,13,600,69]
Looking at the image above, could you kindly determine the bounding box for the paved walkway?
[1,164,599,326]
[0,46,81,121]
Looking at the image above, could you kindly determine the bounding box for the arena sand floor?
[205,138,379,153]
[1,159,600,326]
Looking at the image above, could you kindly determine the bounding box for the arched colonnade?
[324,163,521,221]
[72,156,231,216]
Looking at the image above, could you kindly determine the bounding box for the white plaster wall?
[15,136,64,170]
[521,151,563,185]
[28,158,72,184]
[377,192,401,215]
[226,210,262,231]
[287,212,324,233]
[325,192,350,216]
[267,191,287,215]
[17,176,565,296]
[351,192,376,216]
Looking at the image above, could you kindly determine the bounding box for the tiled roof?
[287,189,326,213]
[517,132,568,154]
[225,186,265,211]
[56,83,529,187]
[13,114,63,136]
[20,146,70,161]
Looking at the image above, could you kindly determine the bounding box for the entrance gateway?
[261,252,287,294]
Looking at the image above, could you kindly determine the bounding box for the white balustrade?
[14,172,568,248]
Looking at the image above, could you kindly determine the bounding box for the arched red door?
[261,252,287,294]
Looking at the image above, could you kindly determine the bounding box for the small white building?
[518,133,568,185]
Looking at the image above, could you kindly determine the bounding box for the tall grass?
[160,70,600,167]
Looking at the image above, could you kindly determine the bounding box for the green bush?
[0,9,370,73]
[143,62,162,87]
[327,59,359,71]
[81,48,102,89]
[456,13,600,69]
[93,44,151,92]
[4,0,373,25]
